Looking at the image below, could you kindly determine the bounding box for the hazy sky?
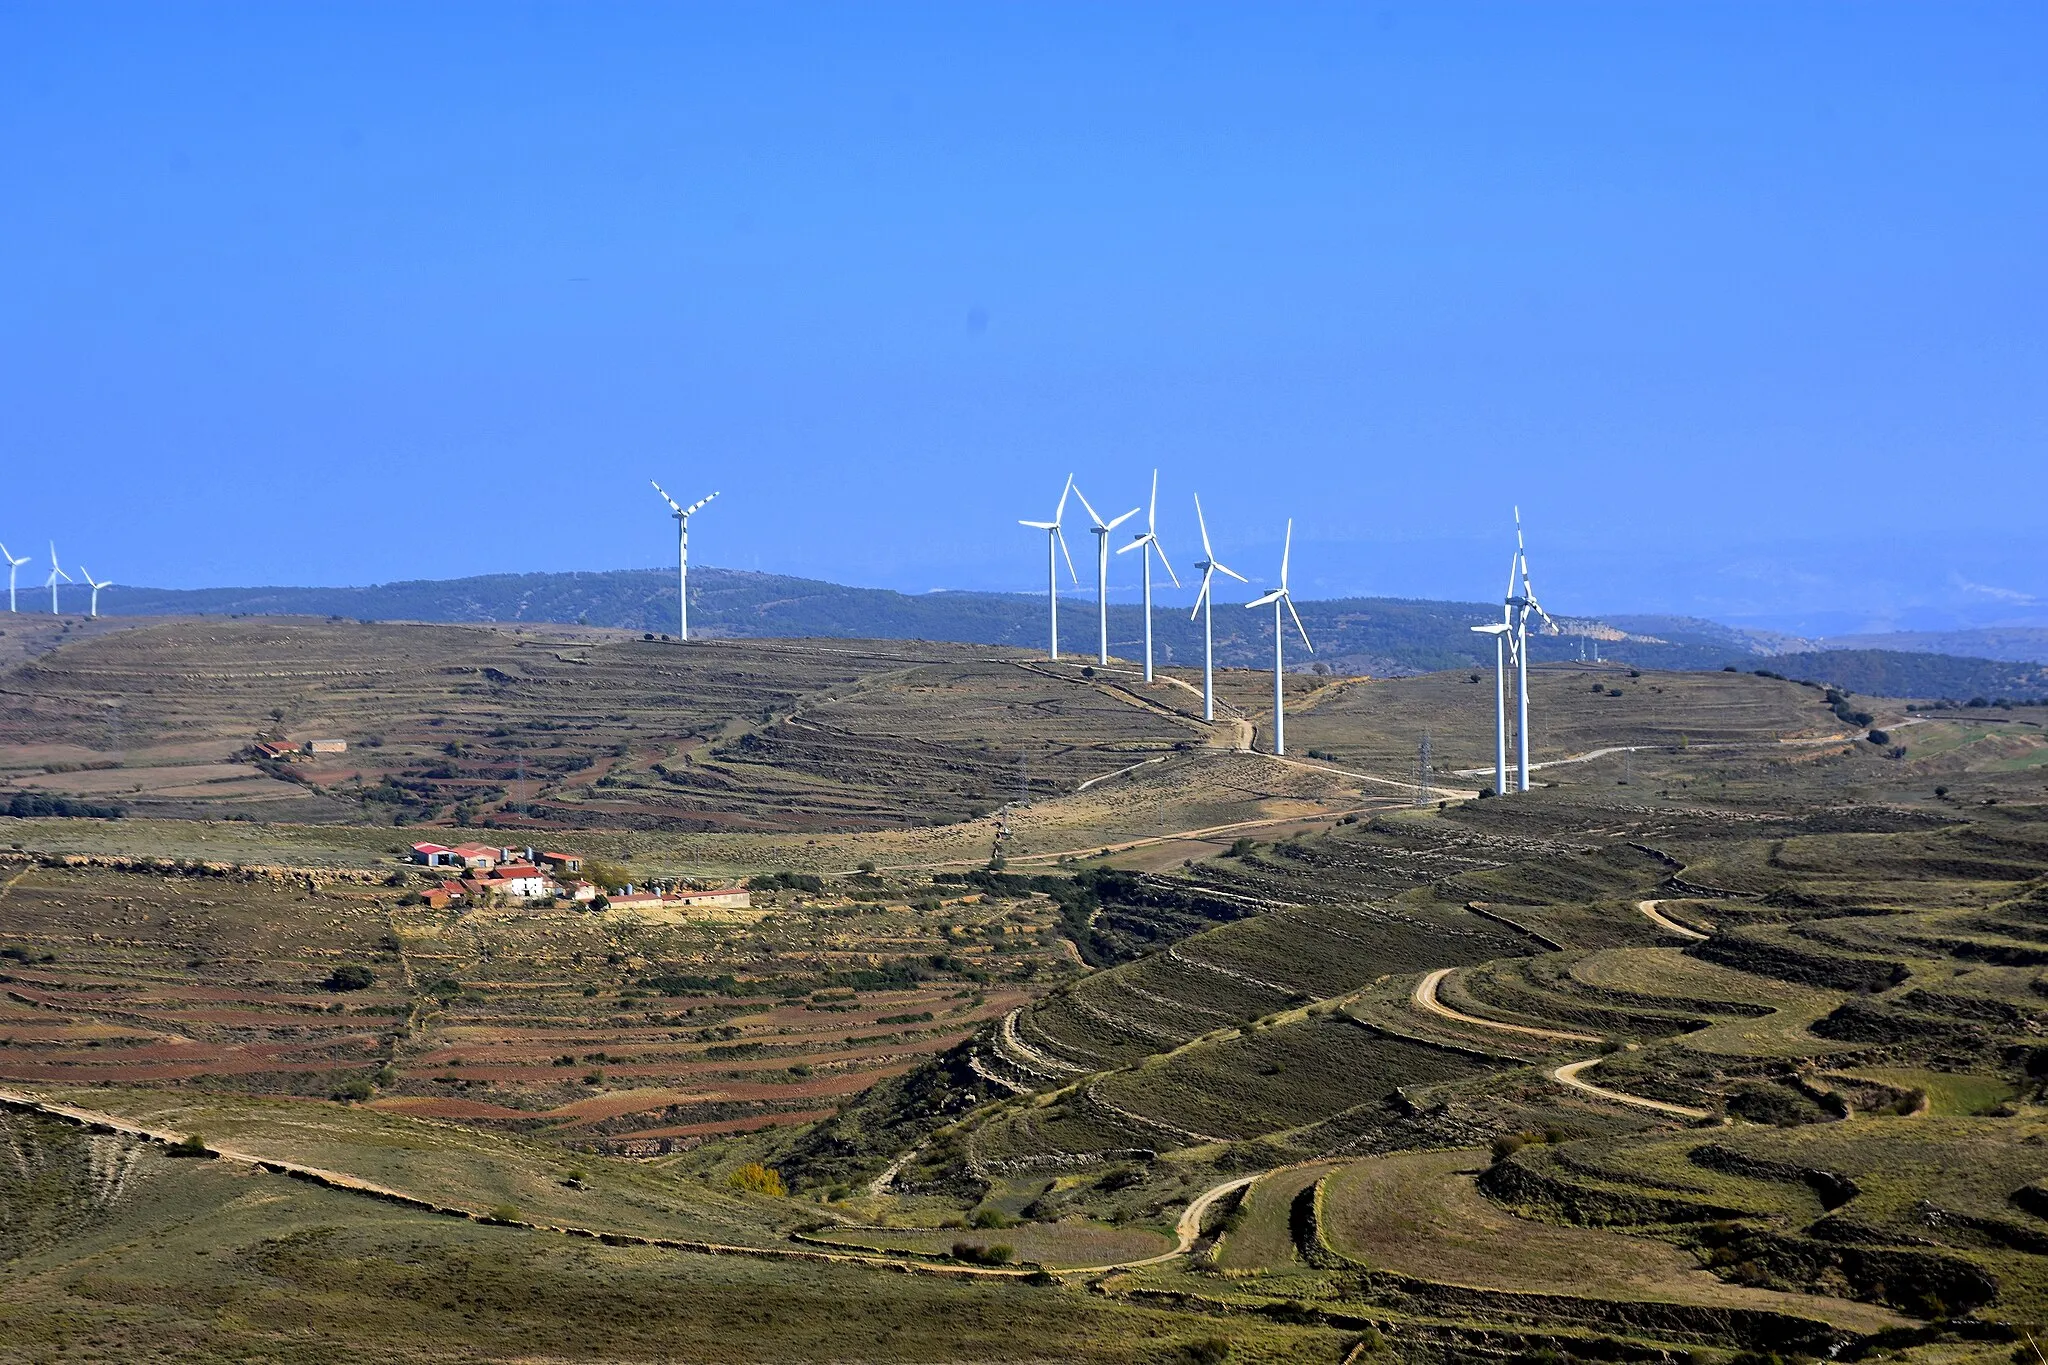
[3,3,2043,634]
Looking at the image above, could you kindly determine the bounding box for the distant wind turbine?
[1508,508,1555,793]
[0,543,26,613]
[651,482,718,641]
[1018,475,1079,660]
[1070,486,1138,666]
[1114,470,1179,682]
[1470,611,1513,797]
[46,542,70,615]
[1245,519,1311,757]
[1188,494,1247,725]
[79,566,112,620]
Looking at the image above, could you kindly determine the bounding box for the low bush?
[727,1162,786,1197]
[322,965,375,992]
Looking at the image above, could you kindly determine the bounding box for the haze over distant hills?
[69,566,2048,702]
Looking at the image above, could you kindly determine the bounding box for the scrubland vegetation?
[4,617,2048,1362]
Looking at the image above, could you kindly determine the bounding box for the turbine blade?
[1215,561,1249,583]
[1071,485,1103,529]
[1189,568,1212,620]
[1114,533,1148,555]
[1056,525,1079,584]
[685,490,720,516]
[1286,594,1312,651]
[1246,589,1283,608]
[1020,519,1057,530]
[1194,492,1214,559]
[1104,507,1139,532]
[1147,469,1159,533]
[1054,473,1074,525]
[650,480,683,513]
[1155,537,1180,588]
[1279,519,1293,590]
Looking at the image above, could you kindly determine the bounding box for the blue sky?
[2,3,2043,634]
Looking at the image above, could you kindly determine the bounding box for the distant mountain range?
[69,567,2048,701]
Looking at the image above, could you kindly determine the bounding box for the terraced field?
[0,858,1073,1151]
[0,619,1209,832]
[5,622,2048,1363]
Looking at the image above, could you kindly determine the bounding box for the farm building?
[669,886,750,909]
[421,881,466,909]
[303,739,348,754]
[539,851,582,875]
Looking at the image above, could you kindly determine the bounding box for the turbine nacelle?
[1244,519,1311,652]
[1115,470,1180,587]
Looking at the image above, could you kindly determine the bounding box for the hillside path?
[1636,898,1709,941]
[1063,1173,1259,1274]
[1550,1058,1713,1120]
[0,1085,1231,1280]
[1410,968,1600,1044]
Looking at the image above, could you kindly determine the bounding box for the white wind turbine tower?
[1070,486,1138,666]
[0,543,26,613]
[1508,508,1555,793]
[45,542,71,615]
[1469,555,1516,795]
[1114,470,1179,682]
[79,566,112,620]
[1187,494,1246,724]
[1018,474,1079,660]
[650,482,718,641]
[1245,519,1311,757]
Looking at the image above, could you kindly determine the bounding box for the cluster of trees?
[4,792,123,819]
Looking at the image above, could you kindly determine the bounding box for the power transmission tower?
[1414,731,1433,806]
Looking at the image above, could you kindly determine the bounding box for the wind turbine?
[0,543,26,613]
[1508,508,1556,793]
[1070,486,1138,666]
[1188,494,1246,725]
[1245,519,1311,757]
[79,567,112,620]
[45,542,70,615]
[1114,470,1179,682]
[650,482,718,641]
[1470,581,1514,795]
[1018,475,1079,660]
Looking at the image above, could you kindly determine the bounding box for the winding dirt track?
[1410,968,1600,1044]
[1636,898,1708,941]
[1409,968,1714,1120]
[1549,1059,1713,1120]
[0,1085,1241,1280]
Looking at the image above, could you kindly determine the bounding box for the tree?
[726,1162,785,1197]
[580,859,632,892]
[323,964,375,992]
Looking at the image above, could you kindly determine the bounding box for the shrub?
[167,1133,212,1158]
[322,965,375,992]
[971,1207,1015,1229]
[950,1241,1014,1266]
[1224,837,1256,858]
[484,1203,521,1224]
[727,1162,786,1197]
[331,1076,374,1102]
[1183,1338,1232,1365]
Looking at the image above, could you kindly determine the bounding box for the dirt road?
[1636,898,1709,941]
[1409,967,1600,1044]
